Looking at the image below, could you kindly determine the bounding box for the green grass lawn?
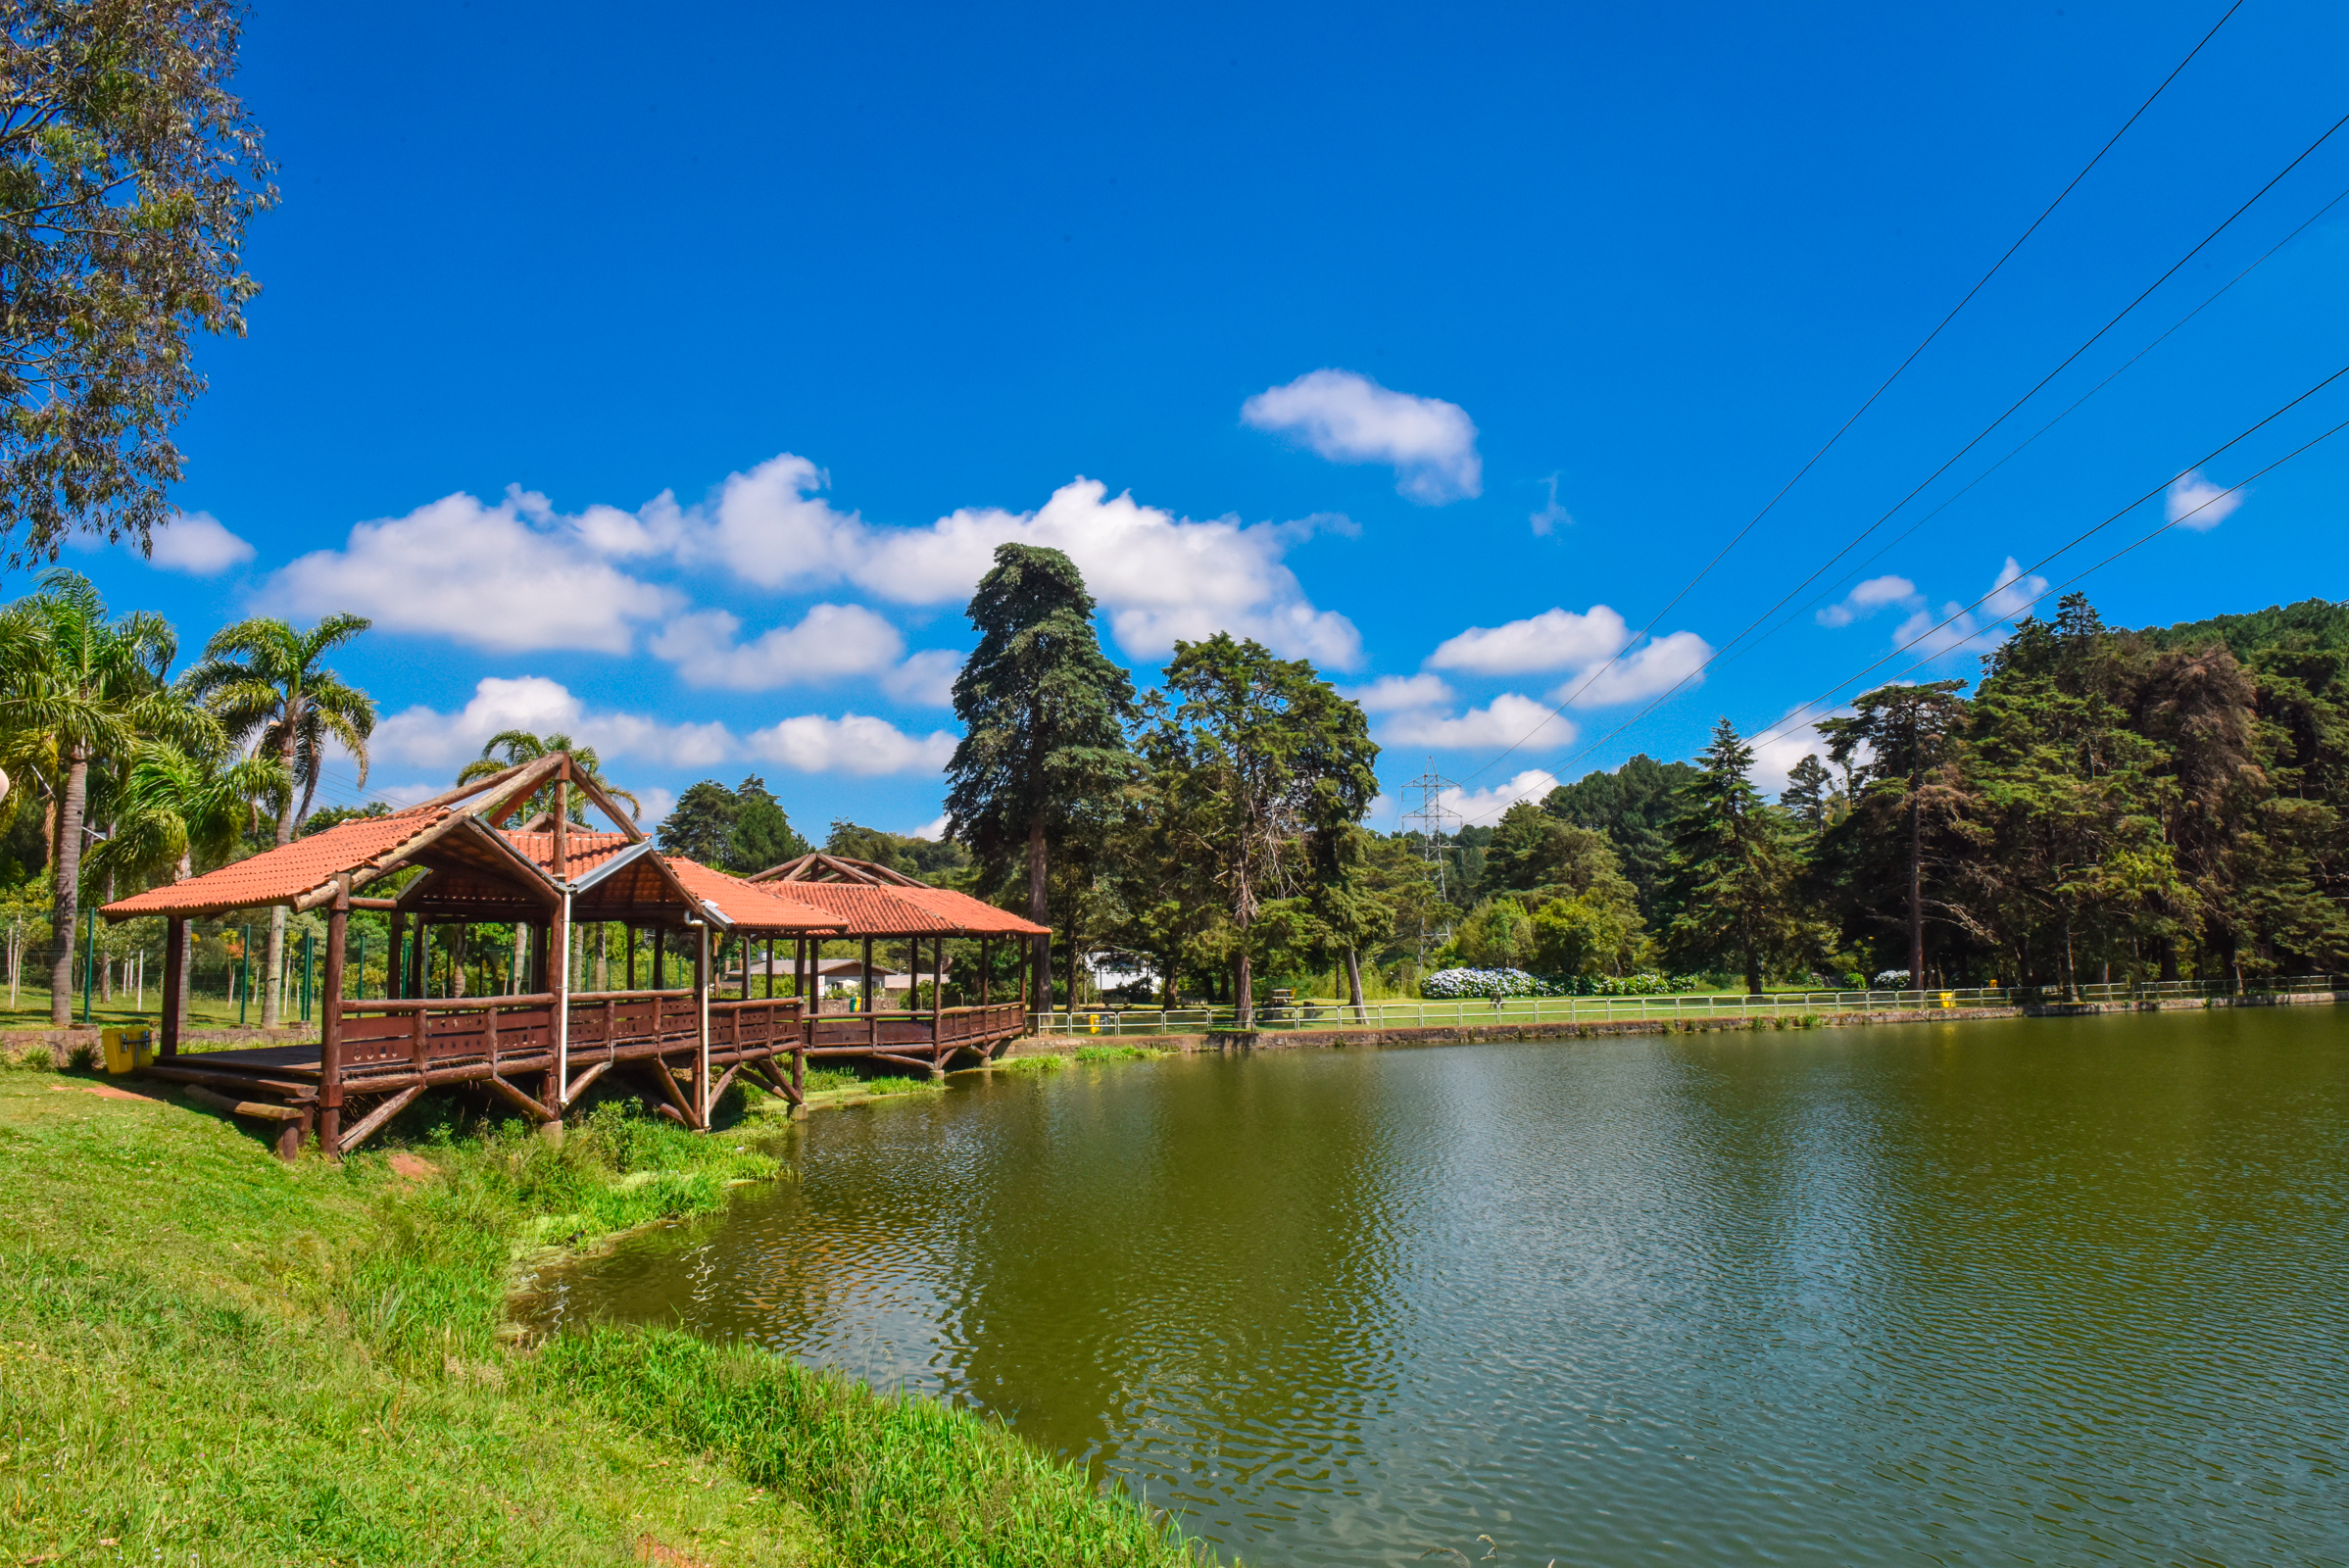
[0,984,291,1033]
[0,1063,1215,1566]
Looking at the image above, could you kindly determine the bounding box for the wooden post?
[387,912,404,999]
[694,923,710,1127]
[653,927,664,990]
[161,915,184,1057]
[319,880,350,1157]
[862,936,876,1052]
[552,767,569,879]
[931,935,944,1033]
[531,922,549,996]
[626,924,637,990]
[764,936,774,1001]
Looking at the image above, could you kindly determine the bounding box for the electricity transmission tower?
[1399,758,1459,964]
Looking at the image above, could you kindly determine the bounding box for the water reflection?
[536,1009,2349,1567]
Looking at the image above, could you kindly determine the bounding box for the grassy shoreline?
[0,1061,1213,1566]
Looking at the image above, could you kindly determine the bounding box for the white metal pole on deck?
[556,888,572,1105]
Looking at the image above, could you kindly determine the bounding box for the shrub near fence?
[1027,975,2344,1036]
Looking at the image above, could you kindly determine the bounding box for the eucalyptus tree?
[945,544,1138,1011]
[183,613,373,1026]
[0,0,276,564]
[0,569,212,1022]
[1144,633,1378,1026]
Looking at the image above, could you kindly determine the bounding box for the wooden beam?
[484,1072,556,1123]
[639,1055,695,1123]
[336,1085,426,1154]
[182,1083,303,1121]
[391,758,536,814]
[564,1058,612,1102]
[566,768,647,842]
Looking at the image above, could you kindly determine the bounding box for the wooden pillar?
[531,921,549,997]
[862,935,876,1051]
[653,927,665,990]
[387,912,405,1000]
[626,925,637,990]
[693,924,710,1126]
[931,935,945,1033]
[319,879,350,1158]
[764,936,774,1001]
[797,936,809,1008]
[161,915,185,1057]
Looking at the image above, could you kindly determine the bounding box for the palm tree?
[457,730,641,994]
[456,729,641,821]
[182,613,375,1028]
[0,570,215,1025]
[86,739,290,1021]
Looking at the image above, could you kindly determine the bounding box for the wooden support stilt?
[336,1084,424,1155]
[162,915,184,1058]
[485,1072,556,1123]
[318,878,350,1157]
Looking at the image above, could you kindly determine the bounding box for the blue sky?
[38,0,2349,839]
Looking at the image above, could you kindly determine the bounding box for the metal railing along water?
[1025,974,2342,1037]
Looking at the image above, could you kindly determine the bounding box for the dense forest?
[6,545,2340,1023]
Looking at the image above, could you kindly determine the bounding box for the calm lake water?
[533,1008,2349,1567]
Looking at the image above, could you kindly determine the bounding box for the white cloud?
[1982,556,2049,619]
[1749,710,1847,799]
[1440,769,1561,826]
[370,675,731,775]
[906,813,950,841]
[1342,673,1454,713]
[744,713,957,776]
[1817,574,1917,627]
[1428,605,1633,675]
[1893,602,1989,660]
[649,603,905,690]
[2166,469,2245,532]
[145,511,255,576]
[1241,368,1482,505]
[1550,629,1712,708]
[634,786,677,827]
[1529,474,1572,537]
[1381,693,1575,751]
[880,648,961,707]
[265,491,684,653]
[259,456,1359,669]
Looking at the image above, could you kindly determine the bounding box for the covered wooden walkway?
[100,754,1047,1158]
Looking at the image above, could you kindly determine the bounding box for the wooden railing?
[333,993,1022,1073]
[337,995,557,1071]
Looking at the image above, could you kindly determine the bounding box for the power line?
[1743,408,2349,757]
[1458,6,2286,784]
[1468,180,2349,801]
[1447,361,2349,829]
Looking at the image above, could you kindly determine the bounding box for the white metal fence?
[1026,974,2343,1037]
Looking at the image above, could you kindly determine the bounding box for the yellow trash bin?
[101,1026,154,1075]
[1937,991,1955,1010]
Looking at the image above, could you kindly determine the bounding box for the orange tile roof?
[750,879,1046,936]
[662,857,843,932]
[101,809,449,919]
[758,880,961,935]
[503,828,638,878]
[886,885,1051,936]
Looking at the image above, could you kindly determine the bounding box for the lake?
[530,1007,2349,1567]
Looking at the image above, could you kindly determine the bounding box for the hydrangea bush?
[1419,968,1701,1000]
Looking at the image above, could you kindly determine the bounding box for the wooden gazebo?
[99,756,1043,1158]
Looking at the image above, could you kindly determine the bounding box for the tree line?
[917,547,2349,1014]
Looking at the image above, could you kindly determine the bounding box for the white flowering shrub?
[1872,968,1913,989]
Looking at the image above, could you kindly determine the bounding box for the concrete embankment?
[1005,987,2343,1056]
